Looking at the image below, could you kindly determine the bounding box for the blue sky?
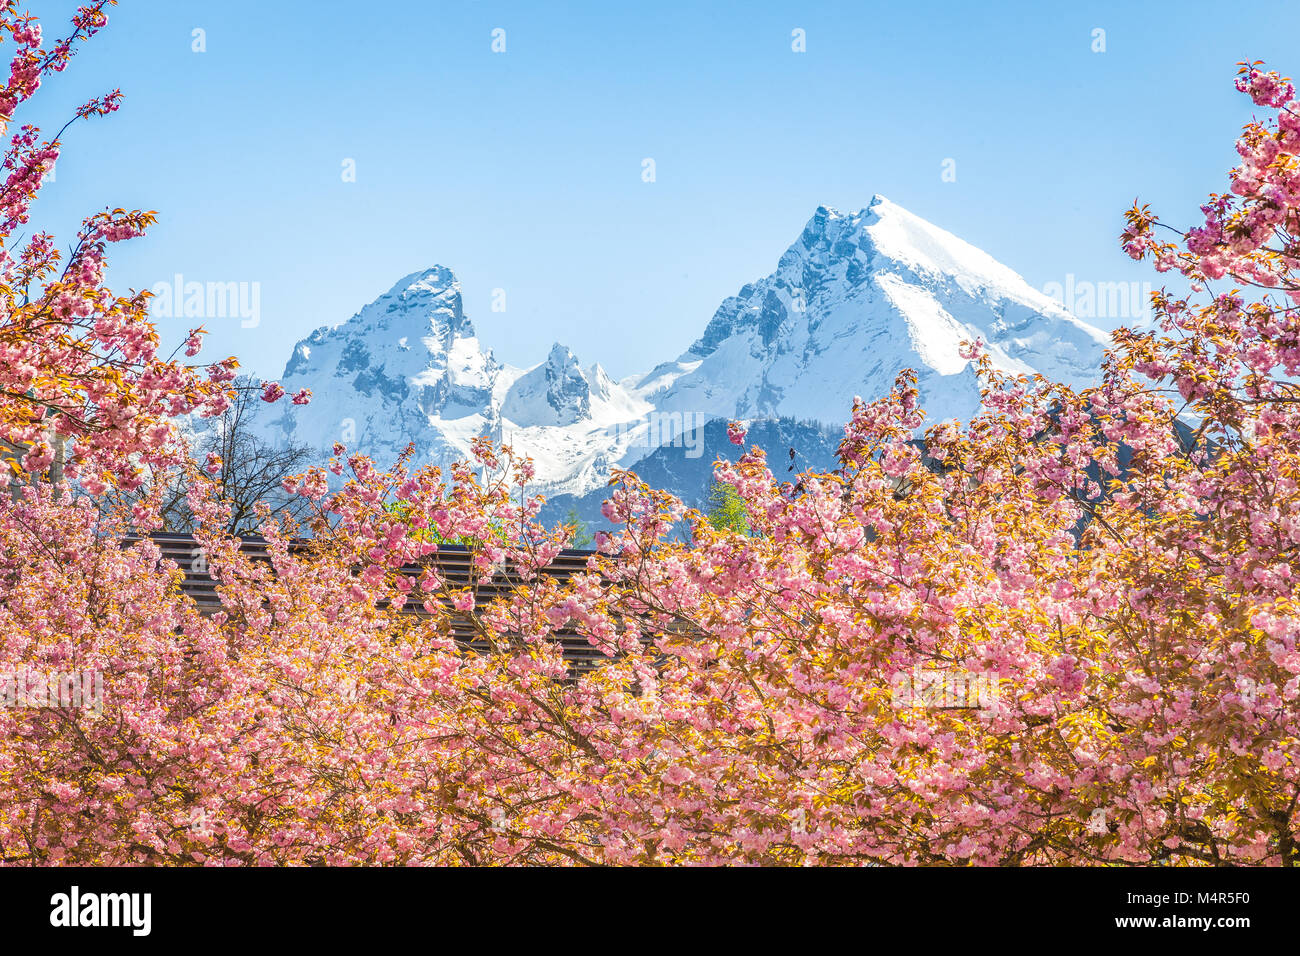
[21,0,1300,380]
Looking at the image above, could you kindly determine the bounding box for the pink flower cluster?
[0,25,1296,867]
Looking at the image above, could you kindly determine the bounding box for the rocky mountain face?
[258,198,1111,529]
[639,195,1108,428]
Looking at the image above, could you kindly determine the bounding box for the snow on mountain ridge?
[266,265,650,493]
[281,264,496,414]
[646,197,1110,425]
[263,198,1112,502]
[502,343,598,427]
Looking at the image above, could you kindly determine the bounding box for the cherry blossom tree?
[0,8,1296,865]
[0,0,297,500]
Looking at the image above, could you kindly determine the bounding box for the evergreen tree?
[564,506,595,549]
[706,480,750,535]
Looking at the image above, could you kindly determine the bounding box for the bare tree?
[156,379,319,535]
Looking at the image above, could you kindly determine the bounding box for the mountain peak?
[788,198,1069,309]
[662,198,1109,425]
[278,260,495,423]
[547,342,577,364]
[805,195,894,232]
[387,264,458,297]
[502,342,595,427]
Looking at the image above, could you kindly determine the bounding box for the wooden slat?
[125,533,612,672]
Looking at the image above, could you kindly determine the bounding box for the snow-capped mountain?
[264,265,652,496]
[261,197,1111,515]
[637,195,1109,427]
[268,265,500,469]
